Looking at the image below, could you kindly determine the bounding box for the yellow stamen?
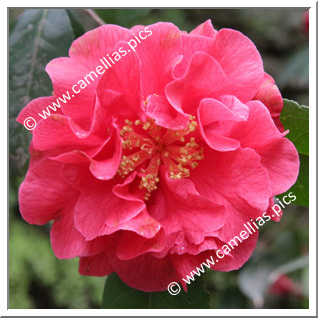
[117,113,203,200]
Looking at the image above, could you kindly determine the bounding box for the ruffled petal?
[45,57,97,129]
[19,153,78,225]
[51,203,108,259]
[116,229,166,260]
[189,19,218,38]
[198,96,249,151]
[74,174,145,240]
[166,52,230,116]
[230,100,299,195]
[174,34,215,78]
[148,173,225,256]
[190,146,272,218]
[32,114,101,152]
[133,22,183,96]
[17,96,63,127]
[69,24,132,69]
[210,29,264,102]
[94,45,143,129]
[145,94,189,130]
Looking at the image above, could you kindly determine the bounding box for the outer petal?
[173,34,215,78]
[51,123,122,181]
[16,96,63,127]
[210,29,264,102]
[108,253,178,292]
[32,114,101,152]
[79,250,114,277]
[45,57,97,129]
[253,73,284,132]
[50,203,108,259]
[46,25,133,129]
[74,174,145,240]
[94,44,143,127]
[148,173,225,256]
[116,229,166,260]
[230,100,299,195]
[189,19,218,38]
[133,22,183,96]
[19,154,78,225]
[69,24,132,69]
[255,138,299,196]
[190,146,272,218]
[171,229,258,291]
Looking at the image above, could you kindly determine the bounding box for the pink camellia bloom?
[268,274,301,296]
[303,10,309,34]
[17,20,299,292]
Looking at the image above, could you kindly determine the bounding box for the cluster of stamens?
[117,116,203,200]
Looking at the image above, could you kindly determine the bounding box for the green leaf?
[278,99,309,207]
[67,9,105,32]
[9,9,25,33]
[66,9,86,38]
[9,9,74,175]
[102,273,211,309]
[95,9,152,28]
[291,154,309,207]
[280,99,309,156]
[277,154,309,207]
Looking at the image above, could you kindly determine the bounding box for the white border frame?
[3,1,316,316]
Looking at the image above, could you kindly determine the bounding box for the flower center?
[117,116,204,200]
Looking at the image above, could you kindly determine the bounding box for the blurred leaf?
[102,273,211,309]
[115,9,152,26]
[9,217,104,308]
[9,9,74,175]
[67,9,105,32]
[301,265,309,298]
[95,9,151,28]
[238,9,305,52]
[92,9,117,24]
[66,9,86,38]
[268,255,309,284]
[9,9,25,33]
[278,45,309,89]
[206,271,249,309]
[281,99,309,155]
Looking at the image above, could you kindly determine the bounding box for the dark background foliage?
[9,8,309,309]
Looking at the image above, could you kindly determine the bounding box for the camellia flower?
[268,274,301,296]
[17,20,299,292]
[303,10,309,34]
